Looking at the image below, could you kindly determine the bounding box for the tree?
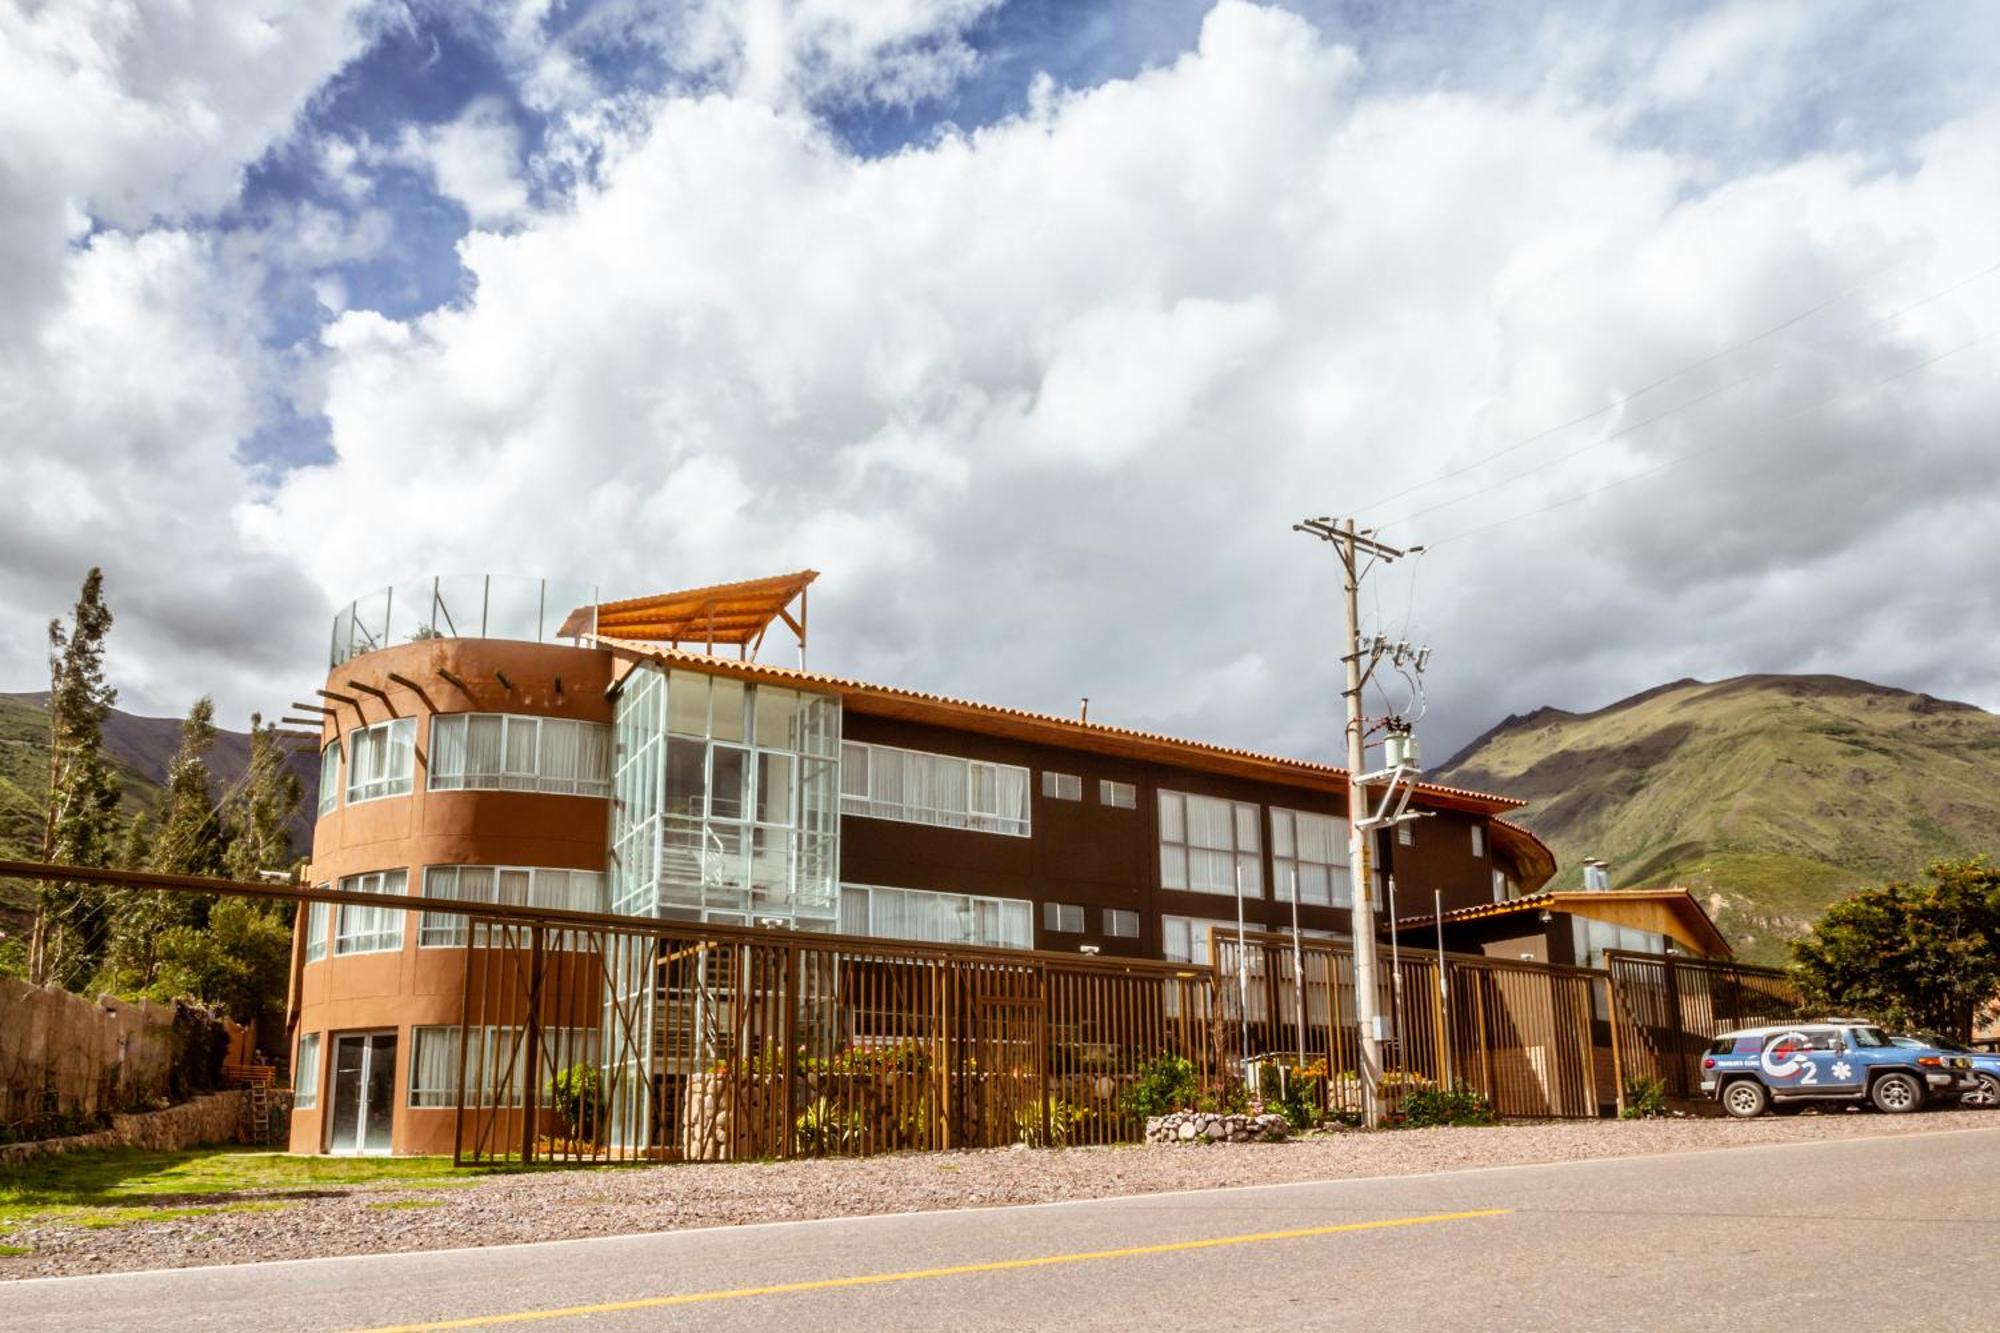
[222,712,302,883]
[1790,859,2000,1039]
[101,698,233,995]
[146,895,295,1025]
[29,569,121,990]
[149,697,229,879]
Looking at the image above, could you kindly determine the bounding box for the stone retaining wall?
[1144,1111,1290,1144]
[0,1091,247,1167]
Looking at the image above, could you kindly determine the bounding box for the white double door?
[326,1031,398,1155]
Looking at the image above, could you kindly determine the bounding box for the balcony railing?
[330,575,600,668]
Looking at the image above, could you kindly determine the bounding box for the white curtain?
[539,720,580,792]
[466,715,505,785]
[293,1033,320,1109]
[335,869,407,953]
[304,900,330,961]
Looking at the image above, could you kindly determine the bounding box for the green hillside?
[0,693,317,932]
[1436,674,2000,966]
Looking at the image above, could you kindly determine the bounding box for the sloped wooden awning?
[558,570,817,659]
[1395,888,1732,959]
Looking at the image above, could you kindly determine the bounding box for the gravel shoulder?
[3,1110,1992,1280]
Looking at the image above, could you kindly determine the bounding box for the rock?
[1177,1120,1197,1141]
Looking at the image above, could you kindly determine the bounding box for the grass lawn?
[0,1147,510,1245]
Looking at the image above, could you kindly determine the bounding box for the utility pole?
[1295,515,1410,1128]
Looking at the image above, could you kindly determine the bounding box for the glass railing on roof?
[330,575,601,668]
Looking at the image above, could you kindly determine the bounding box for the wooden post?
[452,929,475,1165]
[780,943,798,1160]
[1605,971,1628,1119]
[520,926,545,1164]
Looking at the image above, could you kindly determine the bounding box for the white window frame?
[334,869,407,955]
[1471,823,1486,858]
[1157,790,1262,898]
[303,897,331,963]
[1270,807,1352,908]
[1043,901,1084,933]
[1160,914,1241,966]
[345,718,415,804]
[293,1032,320,1110]
[1103,908,1139,938]
[1041,771,1082,801]
[839,741,1030,837]
[839,882,1034,950]
[1099,779,1137,809]
[407,1025,599,1109]
[419,865,609,948]
[1397,821,1414,847]
[317,741,340,817]
[428,714,612,798]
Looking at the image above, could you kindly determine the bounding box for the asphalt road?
[6,1125,1997,1332]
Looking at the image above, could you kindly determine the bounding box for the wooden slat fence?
[1605,951,1804,1100]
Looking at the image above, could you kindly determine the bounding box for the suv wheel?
[1871,1071,1923,1114]
[1721,1079,1768,1119]
[1965,1072,2000,1109]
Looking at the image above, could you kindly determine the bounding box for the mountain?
[0,692,320,928]
[1435,674,2000,966]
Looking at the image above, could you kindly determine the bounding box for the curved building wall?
[291,637,614,1155]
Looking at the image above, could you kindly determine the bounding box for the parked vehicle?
[1890,1035,2000,1108]
[1700,1021,1977,1118]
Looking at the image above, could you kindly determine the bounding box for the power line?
[1361,255,2000,518]
[1421,325,2000,551]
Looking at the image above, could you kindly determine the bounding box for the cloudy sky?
[3,0,1996,765]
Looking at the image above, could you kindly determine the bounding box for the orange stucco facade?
[290,638,614,1155]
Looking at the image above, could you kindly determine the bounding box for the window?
[1099,780,1136,809]
[839,883,1033,949]
[1270,808,1351,907]
[1850,1027,1894,1049]
[420,866,610,947]
[1042,771,1081,801]
[293,1033,320,1110]
[1043,902,1084,933]
[1571,917,1666,969]
[317,742,340,816]
[303,898,330,963]
[408,1025,598,1108]
[345,718,415,803]
[1493,869,1512,902]
[429,714,612,797]
[1160,915,1240,965]
[1397,821,1414,847]
[1471,823,1485,858]
[840,741,1030,837]
[334,869,406,954]
[1157,790,1261,898]
[1103,908,1139,938]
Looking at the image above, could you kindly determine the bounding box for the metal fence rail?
[1213,931,1612,1121]
[1604,951,1803,1100]
[452,918,1218,1164]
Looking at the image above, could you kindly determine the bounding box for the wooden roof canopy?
[558,570,816,659]
[1395,887,1733,959]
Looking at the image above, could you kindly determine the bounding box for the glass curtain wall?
[604,664,841,1154]
[609,665,841,929]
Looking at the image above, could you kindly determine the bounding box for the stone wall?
[0,1091,247,1167]
[0,979,230,1139]
[1143,1111,1290,1144]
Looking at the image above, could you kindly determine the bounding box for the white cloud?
[5,0,2000,768]
[396,98,531,227]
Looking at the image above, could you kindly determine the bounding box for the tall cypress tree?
[30,569,122,991]
[222,712,302,883]
[100,698,229,992]
[149,697,229,879]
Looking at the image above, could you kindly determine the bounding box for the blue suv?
[1700,1021,1977,1118]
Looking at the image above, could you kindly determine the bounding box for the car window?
[1764,1029,1837,1053]
[1707,1037,1738,1056]
[1849,1027,1893,1049]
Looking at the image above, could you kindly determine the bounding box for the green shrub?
[548,1064,602,1141]
[1397,1083,1499,1128]
[1194,1081,1252,1116]
[794,1098,862,1154]
[1620,1076,1670,1119]
[1121,1053,1199,1120]
[1253,1064,1327,1132]
[1015,1096,1088,1147]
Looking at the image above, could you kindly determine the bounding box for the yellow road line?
[352,1207,1512,1331]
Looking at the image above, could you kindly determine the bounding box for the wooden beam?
[436,668,473,696]
[385,672,435,713]
[289,701,336,714]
